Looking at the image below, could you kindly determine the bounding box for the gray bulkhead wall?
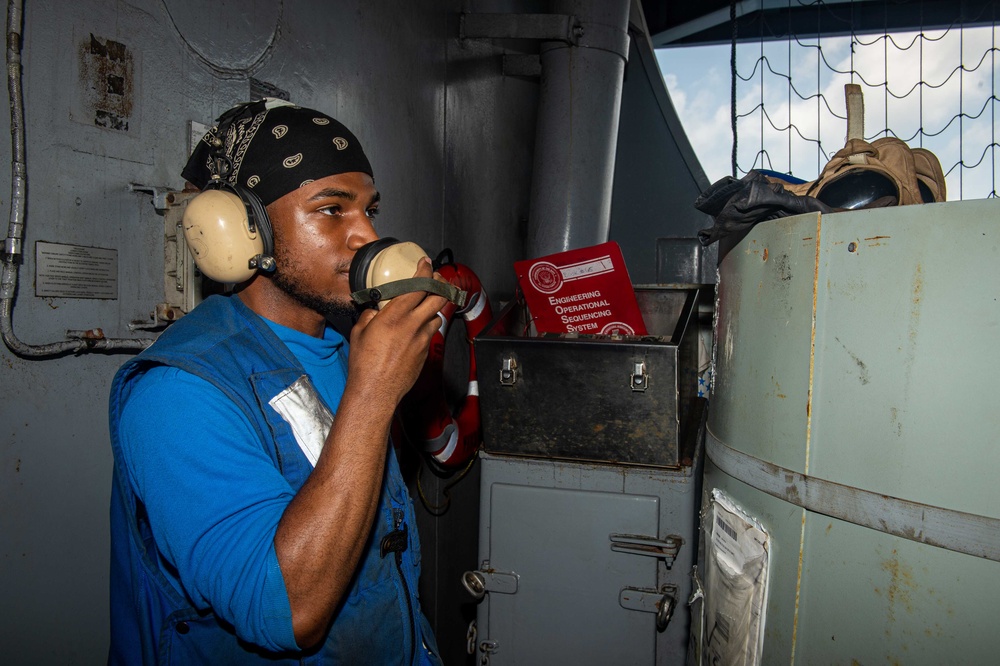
[0,0,538,662]
[610,16,715,285]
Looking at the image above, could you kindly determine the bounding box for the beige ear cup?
[182,189,265,283]
[366,241,429,309]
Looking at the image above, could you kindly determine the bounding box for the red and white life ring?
[400,255,493,471]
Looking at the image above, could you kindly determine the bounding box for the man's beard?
[270,244,359,325]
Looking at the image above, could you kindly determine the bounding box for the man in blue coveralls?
[108,98,445,664]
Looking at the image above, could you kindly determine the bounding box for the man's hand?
[275,256,448,648]
[348,257,450,407]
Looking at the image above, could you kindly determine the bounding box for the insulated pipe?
[1,0,151,355]
[526,0,631,258]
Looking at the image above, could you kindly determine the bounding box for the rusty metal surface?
[77,34,135,132]
[704,200,1000,664]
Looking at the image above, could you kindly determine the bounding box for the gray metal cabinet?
[470,453,700,665]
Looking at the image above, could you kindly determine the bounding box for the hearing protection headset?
[349,238,468,310]
[181,106,276,284]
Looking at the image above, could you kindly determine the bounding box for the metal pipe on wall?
[1,0,150,356]
[526,0,631,258]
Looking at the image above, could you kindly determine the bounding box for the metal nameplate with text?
[35,241,118,299]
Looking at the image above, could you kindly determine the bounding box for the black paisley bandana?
[181,98,373,206]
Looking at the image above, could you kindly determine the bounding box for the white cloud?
[657,25,999,199]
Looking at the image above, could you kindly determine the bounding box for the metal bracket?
[499,356,518,386]
[135,189,202,330]
[610,533,683,568]
[460,12,628,59]
[630,361,648,391]
[128,182,178,213]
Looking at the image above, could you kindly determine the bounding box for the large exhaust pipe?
[526,0,631,258]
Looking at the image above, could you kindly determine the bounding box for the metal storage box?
[474,287,700,467]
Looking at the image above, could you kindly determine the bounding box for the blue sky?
[655,26,999,200]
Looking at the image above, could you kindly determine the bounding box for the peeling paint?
[776,253,793,281]
[910,263,923,341]
[790,509,808,662]
[889,406,903,437]
[835,336,870,385]
[880,548,917,626]
[792,215,822,664]
[78,34,134,132]
[805,215,821,472]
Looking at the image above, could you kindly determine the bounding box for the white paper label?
[703,489,770,666]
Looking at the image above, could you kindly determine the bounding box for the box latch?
[500,356,518,386]
[630,361,648,392]
[618,584,679,632]
[462,561,519,600]
[609,533,682,568]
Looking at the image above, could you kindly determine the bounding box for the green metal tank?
[700,200,1000,664]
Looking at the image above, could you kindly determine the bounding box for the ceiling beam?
[648,0,998,48]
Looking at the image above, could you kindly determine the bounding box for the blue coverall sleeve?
[118,365,301,652]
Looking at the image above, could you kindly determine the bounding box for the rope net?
[725,1,998,200]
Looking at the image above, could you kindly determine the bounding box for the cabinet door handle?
[609,533,682,567]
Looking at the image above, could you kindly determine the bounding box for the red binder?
[515,241,647,336]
